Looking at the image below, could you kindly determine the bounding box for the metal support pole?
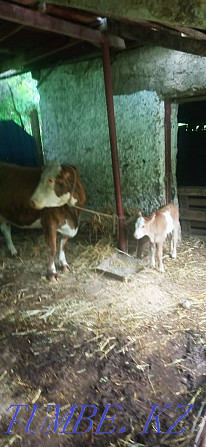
[101,37,127,252]
[164,100,172,203]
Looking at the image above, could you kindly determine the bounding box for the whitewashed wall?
[38,46,206,212]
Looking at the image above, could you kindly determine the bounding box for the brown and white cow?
[0,162,86,280]
[134,204,180,272]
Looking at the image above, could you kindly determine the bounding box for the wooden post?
[101,37,127,252]
[164,100,171,203]
[30,109,44,166]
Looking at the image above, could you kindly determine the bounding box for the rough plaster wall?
[113,46,206,98]
[39,46,206,213]
[114,92,165,212]
[39,60,114,209]
[39,61,166,212]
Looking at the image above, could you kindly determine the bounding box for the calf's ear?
[138,210,142,217]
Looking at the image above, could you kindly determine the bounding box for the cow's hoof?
[60,264,70,273]
[11,251,18,257]
[47,272,58,282]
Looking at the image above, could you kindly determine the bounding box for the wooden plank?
[190,220,206,228]
[190,228,206,236]
[115,21,206,58]
[40,4,99,24]
[178,187,206,196]
[0,1,102,45]
[38,0,206,31]
[189,197,206,208]
[0,1,125,49]
[30,109,44,166]
[180,209,206,221]
[180,220,191,233]
[164,23,206,41]
[179,194,189,209]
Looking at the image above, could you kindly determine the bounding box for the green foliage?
[0,73,40,134]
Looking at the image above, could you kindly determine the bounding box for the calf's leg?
[172,224,179,259]
[151,242,156,268]
[156,242,164,272]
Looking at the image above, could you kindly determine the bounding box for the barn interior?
[0,2,206,447]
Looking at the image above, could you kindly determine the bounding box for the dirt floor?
[0,228,206,447]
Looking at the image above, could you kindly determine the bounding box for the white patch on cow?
[1,221,18,256]
[134,216,145,239]
[30,161,74,209]
[31,187,72,210]
[68,196,77,206]
[57,221,78,238]
[163,211,174,236]
[59,239,67,267]
[51,262,57,274]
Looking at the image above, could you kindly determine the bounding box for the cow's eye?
[48,178,54,184]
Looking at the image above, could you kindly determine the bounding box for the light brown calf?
[134,204,180,272]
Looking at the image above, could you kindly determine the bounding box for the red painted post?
[164,100,172,203]
[101,37,127,252]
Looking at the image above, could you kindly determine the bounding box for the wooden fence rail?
[178,187,206,236]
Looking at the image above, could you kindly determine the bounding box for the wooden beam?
[0,1,125,49]
[30,109,44,166]
[0,1,102,45]
[38,0,206,31]
[0,24,23,42]
[115,22,206,57]
[0,37,79,73]
[164,23,206,41]
[40,3,99,24]
[164,100,171,204]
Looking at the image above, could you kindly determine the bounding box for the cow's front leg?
[156,242,164,272]
[59,237,69,272]
[44,225,58,281]
[1,221,18,257]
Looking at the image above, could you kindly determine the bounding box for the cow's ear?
[138,210,142,217]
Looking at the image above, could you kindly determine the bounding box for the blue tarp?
[0,120,39,167]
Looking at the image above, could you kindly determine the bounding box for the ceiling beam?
[40,0,206,31]
[0,1,102,45]
[164,24,206,41]
[116,22,206,57]
[0,1,125,49]
[0,37,79,74]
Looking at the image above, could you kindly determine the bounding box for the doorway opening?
[177,100,206,187]
[177,100,206,236]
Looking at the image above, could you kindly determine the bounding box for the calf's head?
[30,162,78,210]
[134,212,147,240]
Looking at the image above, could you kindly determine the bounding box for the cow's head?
[30,162,78,210]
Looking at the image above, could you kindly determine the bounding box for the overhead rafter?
[114,22,206,58]
[0,0,125,49]
[38,0,206,31]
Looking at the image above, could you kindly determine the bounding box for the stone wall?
[38,46,206,213]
